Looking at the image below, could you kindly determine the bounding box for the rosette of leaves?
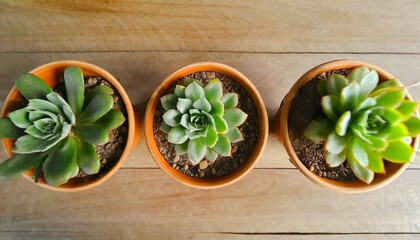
[159,78,248,165]
[0,66,125,186]
[304,66,420,183]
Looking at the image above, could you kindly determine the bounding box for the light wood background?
[0,1,419,239]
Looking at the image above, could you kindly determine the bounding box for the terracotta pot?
[275,59,419,193]
[145,62,268,189]
[1,60,141,192]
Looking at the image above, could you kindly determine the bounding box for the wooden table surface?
[1,1,420,239]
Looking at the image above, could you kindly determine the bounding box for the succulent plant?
[303,66,420,183]
[159,77,248,165]
[0,66,126,186]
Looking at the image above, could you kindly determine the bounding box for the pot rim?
[1,60,139,192]
[145,62,268,189]
[276,59,420,193]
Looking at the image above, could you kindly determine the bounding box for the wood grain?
[1,0,419,53]
[0,52,419,168]
[1,169,420,236]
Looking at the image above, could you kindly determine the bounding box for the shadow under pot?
[145,62,268,189]
[0,60,141,192]
[275,59,420,193]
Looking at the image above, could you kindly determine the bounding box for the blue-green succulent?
[0,66,126,186]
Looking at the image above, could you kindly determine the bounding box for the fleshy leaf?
[397,101,418,121]
[317,78,328,96]
[221,93,239,109]
[382,140,413,163]
[84,86,113,106]
[347,157,374,184]
[209,100,224,116]
[201,127,218,147]
[176,98,193,114]
[175,141,188,155]
[76,139,100,175]
[303,118,332,141]
[168,127,188,144]
[213,115,228,134]
[386,124,409,141]
[348,138,368,167]
[74,125,109,145]
[162,109,182,127]
[205,148,218,162]
[404,115,420,137]
[25,125,53,139]
[43,137,78,186]
[159,121,171,134]
[354,97,376,113]
[94,109,126,131]
[381,108,403,127]
[326,131,347,154]
[359,70,379,97]
[46,92,75,124]
[366,147,385,173]
[15,73,52,100]
[224,109,247,127]
[27,99,61,114]
[321,95,340,120]
[8,109,31,129]
[78,92,113,125]
[347,66,370,82]
[174,85,186,98]
[373,79,402,92]
[335,111,351,136]
[213,134,231,157]
[185,82,204,101]
[0,118,25,139]
[187,139,206,165]
[371,87,406,108]
[340,81,361,109]
[161,94,178,111]
[352,125,389,151]
[325,151,346,168]
[0,152,46,180]
[64,66,85,116]
[13,134,63,154]
[225,127,244,143]
[193,98,211,112]
[204,79,223,101]
[326,74,349,95]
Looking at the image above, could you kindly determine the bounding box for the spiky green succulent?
[304,66,420,183]
[0,66,126,186]
[159,78,248,165]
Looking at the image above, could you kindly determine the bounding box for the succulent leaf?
[77,92,113,125]
[224,108,247,127]
[162,109,182,127]
[205,148,218,162]
[168,127,188,144]
[15,73,52,100]
[64,66,85,116]
[0,118,25,139]
[397,101,418,121]
[386,124,409,141]
[94,109,126,131]
[326,131,347,154]
[382,140,413,163]
[373,79,402,92]
[84,85,113,106]
[76,138,100,175]
[161,94,178,111]
[213,114,228,134]
[177,98,193,114]
[204,79,223,101]
[213,134,231,157]
[188,139,206,165]
[366,147,385,173]
[42,137,78,186]
[321,95,340,120]
[221,93,239,109]
[193,97,211,112]
[371,87,406,108]
[340,81,361,109]
[175,141,188,155]
[174,85,186,97]
[225,127,244,143]
[358,70,379,97]
[404,116,420,137]
[209,100,224,116]
[317,78,328,96]
[326,74,349,95]
[73,125,109,145]
[325,151,346,168]
[185,82,204,101]
[335,111,351,136]
[8,109,31,129]
[0,152,46,180]
[303,118,332,141]
[347,157,374,184]
[201,127,218,147]
[347,66,370,82]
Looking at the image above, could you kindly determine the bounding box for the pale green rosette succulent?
[159,78,248,165]
[0,66,126,186]
[304,66,420,183]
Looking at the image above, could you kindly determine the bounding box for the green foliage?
[304,66,419,184]
[160,78,248,165]
[0,66,126,186]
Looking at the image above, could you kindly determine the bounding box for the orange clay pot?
[1,60,141,192]
[145,62,268,189]
[274,59,419,193]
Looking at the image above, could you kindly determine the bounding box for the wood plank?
[0,232,418,240]
[0,52,419,168]
[1,1,419,53]
[1,169,420,235]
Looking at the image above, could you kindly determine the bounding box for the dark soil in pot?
[32,75,129,184]
[153,71,259,178]
[288,68,357,182]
